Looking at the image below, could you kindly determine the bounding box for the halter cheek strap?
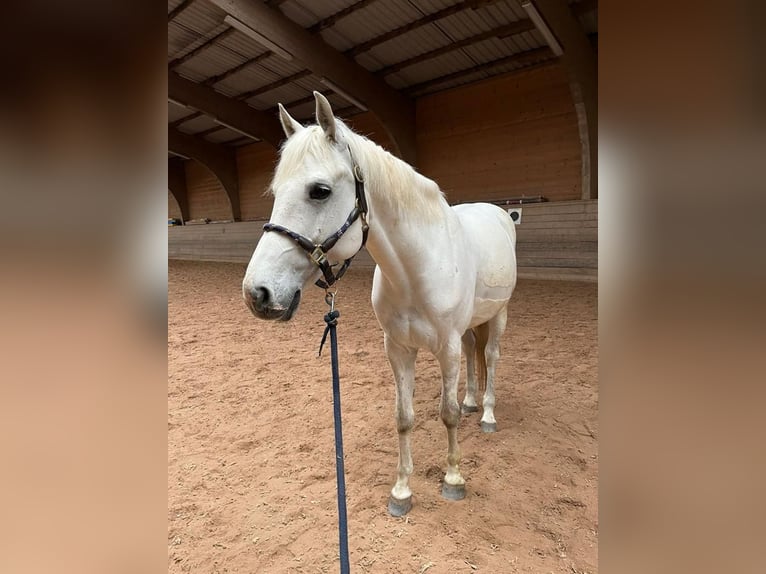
[262,146,369,290]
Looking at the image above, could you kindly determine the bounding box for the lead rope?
[318,290,350,574]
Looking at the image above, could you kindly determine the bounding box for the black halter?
[262,146,369,290]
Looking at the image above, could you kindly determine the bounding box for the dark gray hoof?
[387,495,412,517]
[441,482,466,501]
[481,421,497,433]
[461,404,479,414]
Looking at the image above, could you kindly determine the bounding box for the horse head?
[242,92,367,321]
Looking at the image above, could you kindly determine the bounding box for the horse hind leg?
[481,305,509,433]
[461,329,479,413]
[384,335,417,516]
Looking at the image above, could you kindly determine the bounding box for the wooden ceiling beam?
[168,128,241,221]
[207,0,417,164]
[169,71,284,148]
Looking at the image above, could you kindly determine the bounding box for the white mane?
[272,119,446,221]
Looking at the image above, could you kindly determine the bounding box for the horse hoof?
[481,421,497,433]
[441,482,466,501]
[461,404,479,414]
[387,495,412,517]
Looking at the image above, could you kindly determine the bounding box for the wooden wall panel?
[417,63,582,204]
[185,160,232,221]
[170,200,596,281]
[236,142,279,220]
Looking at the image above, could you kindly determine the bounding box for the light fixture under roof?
[224,15,294,61]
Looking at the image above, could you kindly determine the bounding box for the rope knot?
[318,310,340,357]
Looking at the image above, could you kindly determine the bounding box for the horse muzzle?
[244,286,301,321]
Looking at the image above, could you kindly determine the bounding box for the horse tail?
[474,323,490,392]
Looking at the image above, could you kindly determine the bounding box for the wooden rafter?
[204,51,272,86]
[169,71,284,147]
[308,0,379,34]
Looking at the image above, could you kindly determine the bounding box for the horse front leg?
[461,329,479,413]
[437,337,466,500]
[384,334,417,516]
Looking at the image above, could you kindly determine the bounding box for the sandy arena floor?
[168,260,598,573]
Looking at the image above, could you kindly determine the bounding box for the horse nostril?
[251,286,271,310]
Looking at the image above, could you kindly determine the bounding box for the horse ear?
[314,91,336,142]
[278,103,303,138]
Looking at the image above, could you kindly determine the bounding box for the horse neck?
[352,137,456,289]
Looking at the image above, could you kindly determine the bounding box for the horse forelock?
[271,119,445,221]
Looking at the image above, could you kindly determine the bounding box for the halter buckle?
[310,246,328,266]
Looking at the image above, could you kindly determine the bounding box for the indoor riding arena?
[168,1,598,573]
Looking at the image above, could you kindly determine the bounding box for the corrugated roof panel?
[282,0,359,27]
[461,37,517,64]
[175,67,208,84]
[170,22,228,64]
[217,30,271,59]
[205,127,248,144]
[177,114,219,134]
[433,11,500,43]
[354,51,385,72]
[245,82,313,110]
[365,22,454,70]
[168,101,190,123]
[319,27,355,53]
[168,22,198,59]
[257,55,307,79]
[497,0,531,22]
[331,0,423,46]
[394,50,477,86]
[173,45,240,82]
[174,1,225,36]
[213,65,282,99]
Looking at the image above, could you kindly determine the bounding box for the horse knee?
[440,400,460,427]
[395,408,414,433]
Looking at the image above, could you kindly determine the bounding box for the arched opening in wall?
[185,160,237,223]
[168,190,183,223]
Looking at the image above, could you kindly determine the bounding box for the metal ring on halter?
[325,290,336,311]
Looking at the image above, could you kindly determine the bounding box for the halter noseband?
[262,146,369,290]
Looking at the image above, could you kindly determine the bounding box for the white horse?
[243,92,517,516]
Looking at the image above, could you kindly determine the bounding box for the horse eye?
[309,183,332,200]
